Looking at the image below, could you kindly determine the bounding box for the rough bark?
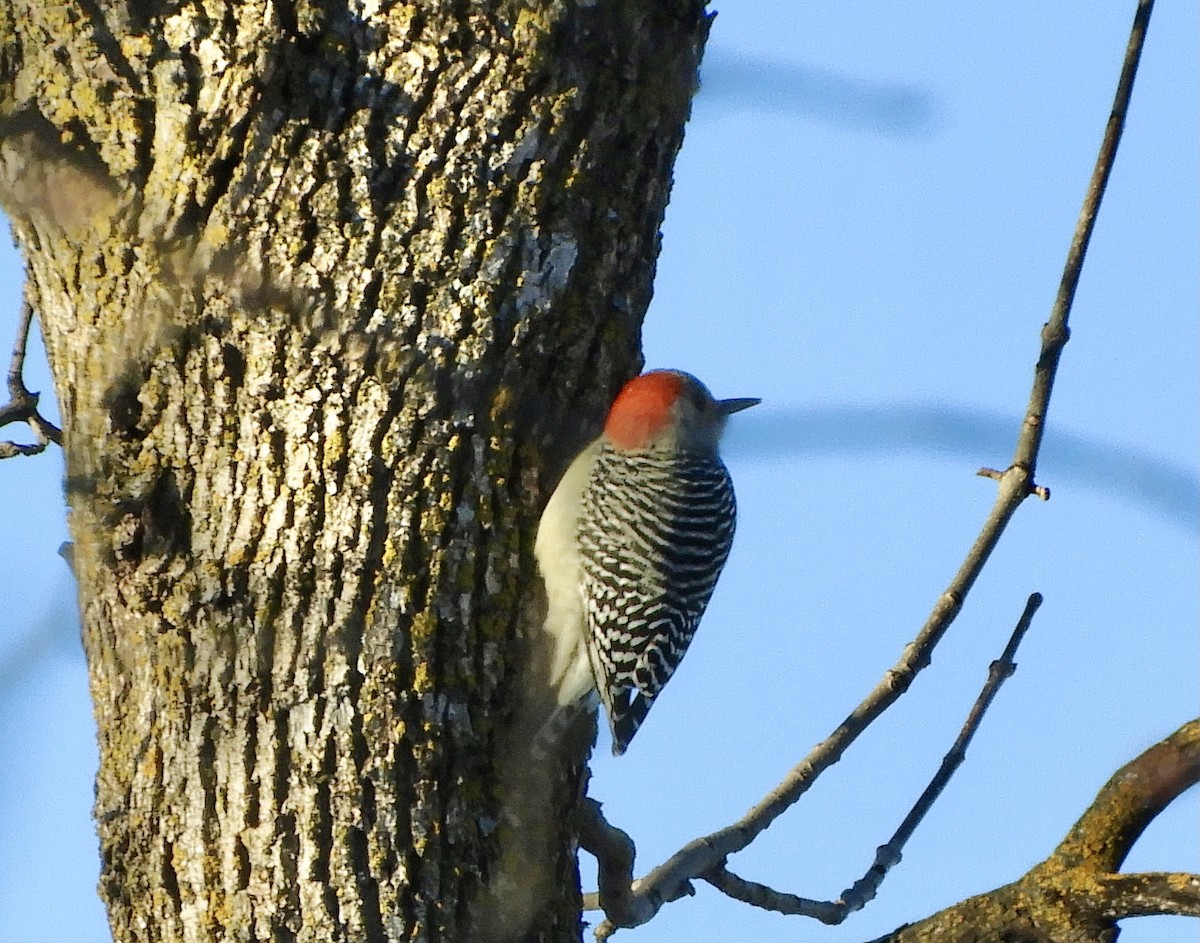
[0,2,710,940]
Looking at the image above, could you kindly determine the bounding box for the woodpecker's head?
[602,370,760,454]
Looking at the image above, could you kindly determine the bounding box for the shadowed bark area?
[0,2,710,940]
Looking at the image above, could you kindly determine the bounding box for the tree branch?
[580,799,662,932]
[0,301,61,459]
[984,0,1153,483]
[701,868,841,923]
[875,720,1200,942]
[1094,872,1200,920]
[1053,717,1200,875]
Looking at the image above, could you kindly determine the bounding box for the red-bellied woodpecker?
[535,369,759,755]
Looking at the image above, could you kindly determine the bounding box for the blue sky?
[1,3,1195,941]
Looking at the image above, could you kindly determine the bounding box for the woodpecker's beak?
[718,397,761,416]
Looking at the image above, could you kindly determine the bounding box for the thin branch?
[692,594,1042,923]
[995,0,1153,481]
[0,300,62,459]
[585,466,1046,935]
[834,592,1043,912]
[702,868,841,923]
[585,0,1156,933]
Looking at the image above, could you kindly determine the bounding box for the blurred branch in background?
[726,403,1198,530]
[0,596,79,703]
[3,406,1193,696]
[698,49,936,134]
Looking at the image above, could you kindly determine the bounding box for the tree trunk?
[0,2,710,940]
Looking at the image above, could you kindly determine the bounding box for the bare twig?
[701,868,841,923]
[976,465,1050,500]
[832,592,1043,913]
[0,301,62,459]
[642,593,1041,924]
[585,0,1155,934]
[1014,0,1153,483]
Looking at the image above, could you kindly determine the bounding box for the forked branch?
[0,301,61,459]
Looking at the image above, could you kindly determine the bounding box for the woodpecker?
[535,369,759,755]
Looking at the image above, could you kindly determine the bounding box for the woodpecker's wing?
[578,448,736,755]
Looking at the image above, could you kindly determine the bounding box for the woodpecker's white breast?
[534,439,603,706]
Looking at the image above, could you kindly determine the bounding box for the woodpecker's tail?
[608,691,654,756]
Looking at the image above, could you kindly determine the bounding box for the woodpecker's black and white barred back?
[534,369,758,756]
[578,448,737,754]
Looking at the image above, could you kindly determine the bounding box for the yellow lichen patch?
[138,740,163,783]
[410,660,431,695]
[410,610,438,648]
[421,499,449,540]
[379,536,398,569]
[487,384,514,425]
[159,567,202,632]
[119,33,153,63]
[202,221,230,250]
[512,6,554,48]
